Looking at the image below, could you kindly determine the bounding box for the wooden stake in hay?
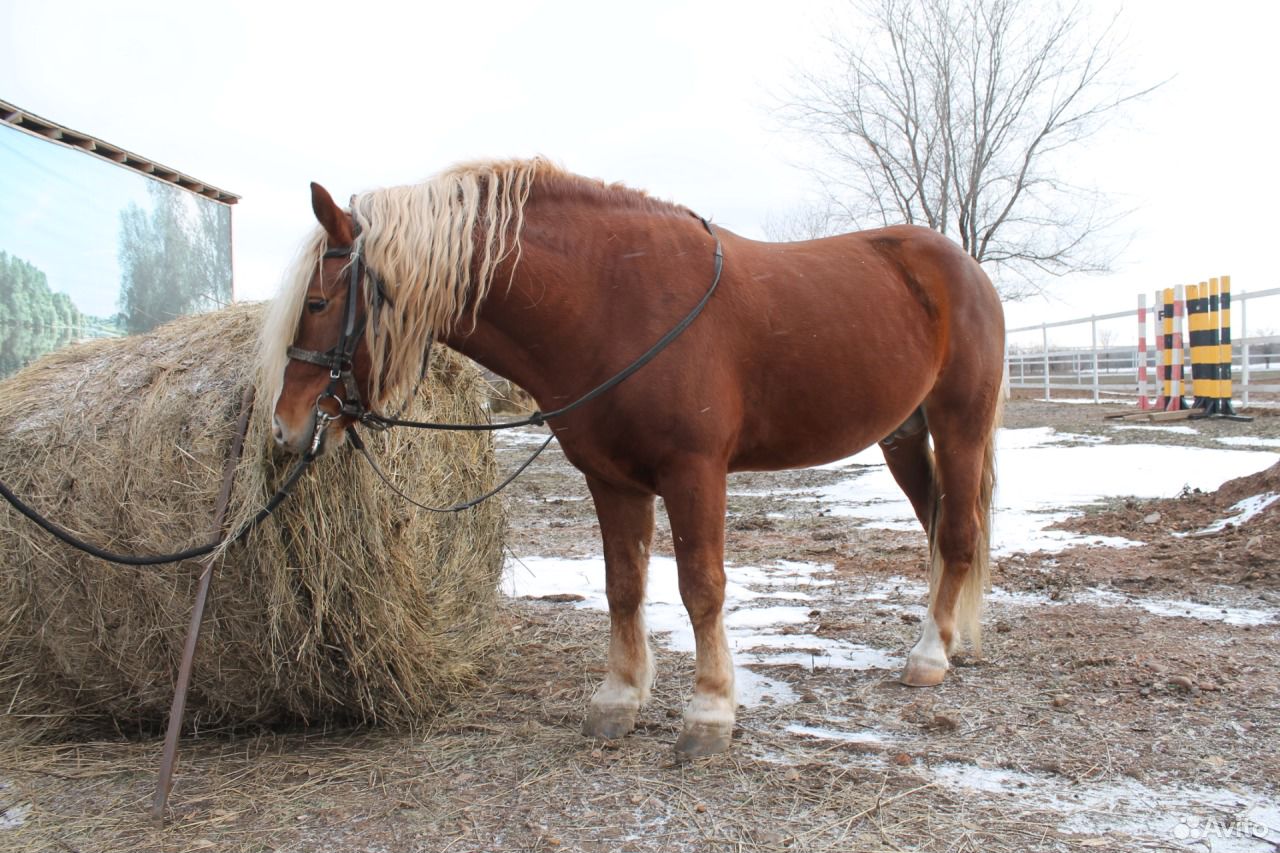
[0,302,505,739]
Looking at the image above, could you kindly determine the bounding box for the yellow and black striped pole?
[1167,274,1250,421]
[1188,281,1210,410]
[1208,278,1223,414]
[1219,275,1236,415]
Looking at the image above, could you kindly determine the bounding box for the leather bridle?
[285,214,724,453]
[284,243,391,453]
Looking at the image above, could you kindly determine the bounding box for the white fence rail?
[1006,286,1280,405]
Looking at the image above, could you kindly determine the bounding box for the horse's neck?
[441,227,607,406]
[441,208,700,408]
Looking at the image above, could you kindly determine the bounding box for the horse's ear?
[310,182,354,246]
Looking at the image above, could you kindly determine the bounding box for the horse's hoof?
[900,659,948,687]
[583,705,637,740]
[674,723,732,758]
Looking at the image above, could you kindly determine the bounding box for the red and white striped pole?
[1154,289,1166,409]
[1137,293,1149,409]
[1170,284,1187,410]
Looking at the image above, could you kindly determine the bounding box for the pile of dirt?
[1053,459,1280,588]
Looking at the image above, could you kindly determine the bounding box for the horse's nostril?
[271,417,285,445]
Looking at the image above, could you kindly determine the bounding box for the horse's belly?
[729,420,889,472]
[728,377,929,472]
[725,285,939,472]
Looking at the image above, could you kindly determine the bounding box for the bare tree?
[762,201,842,242]
[780,0,1158,298]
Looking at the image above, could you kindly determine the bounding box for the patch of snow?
[763,729,1277,848]
[986,586,1065,608]
[0,802,29,830]
[1045,397,1118,405]
[733,560,837,590]
[863,575,929,597]
[733,633,900,671]
[1080,588,1277,627]
[811,428,1277,556]
[929,763,1279,850]
[503,556,889,706]
[760,735,1277,849]
[810,445,885,471]
[1217,436,1280,449]
[736,668,797,706]
[997,426,1107,449]
[1111,424,1200,435]
[1175,492,1280,537]
[857,518,922,532]
[725,606,811,629]
[857,579,1278,627]
[946,581,1278,627]
[494,429,556,447]
[785,723,894,744]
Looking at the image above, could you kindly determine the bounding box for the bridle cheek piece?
[285,244,390,455]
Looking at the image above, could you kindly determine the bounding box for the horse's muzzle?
[272,412,325,456]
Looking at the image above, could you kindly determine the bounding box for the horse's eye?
[306,298,328,314]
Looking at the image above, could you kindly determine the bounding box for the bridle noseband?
[285,243,390,453]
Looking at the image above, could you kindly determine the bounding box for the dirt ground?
[2,399,1279,853]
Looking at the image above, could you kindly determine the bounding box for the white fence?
[1006,286,1280,405]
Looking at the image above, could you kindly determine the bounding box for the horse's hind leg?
[901,399,998,687]
[879,407,934,531]
[583,477,656,740]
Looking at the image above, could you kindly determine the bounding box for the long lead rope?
[0,453,313,566]
[348,428,553,513]
[0,215,724,559]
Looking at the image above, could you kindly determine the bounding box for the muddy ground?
[2,399,1279,853]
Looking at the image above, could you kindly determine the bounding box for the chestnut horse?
[265,158,1004,757]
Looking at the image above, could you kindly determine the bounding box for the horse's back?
[717,225,1003,471]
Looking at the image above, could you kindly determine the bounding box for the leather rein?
[0,215,724,561]
[288,215,724,513]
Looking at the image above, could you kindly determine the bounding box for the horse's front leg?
[659,462,734,758]
[583,477,656,740]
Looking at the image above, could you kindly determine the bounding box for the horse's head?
[270,182,375,457]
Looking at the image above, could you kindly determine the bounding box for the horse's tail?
[926,394,1001,656]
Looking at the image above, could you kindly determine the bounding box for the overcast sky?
[3,0,1278,342]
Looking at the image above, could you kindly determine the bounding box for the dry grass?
[0,602,1079,853]
[1,396,1276,852]
[0,302,505,740]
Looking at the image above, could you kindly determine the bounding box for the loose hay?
[0,302,505,740]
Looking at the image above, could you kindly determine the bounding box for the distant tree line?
[0,251,83,333]
[117,181,231,334]
[0,251,85,376]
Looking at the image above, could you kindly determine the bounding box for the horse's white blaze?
[907,613,950,674]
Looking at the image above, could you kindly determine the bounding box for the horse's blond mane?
[260,157,688,413]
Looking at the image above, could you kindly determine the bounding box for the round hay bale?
[0,302,505,739]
